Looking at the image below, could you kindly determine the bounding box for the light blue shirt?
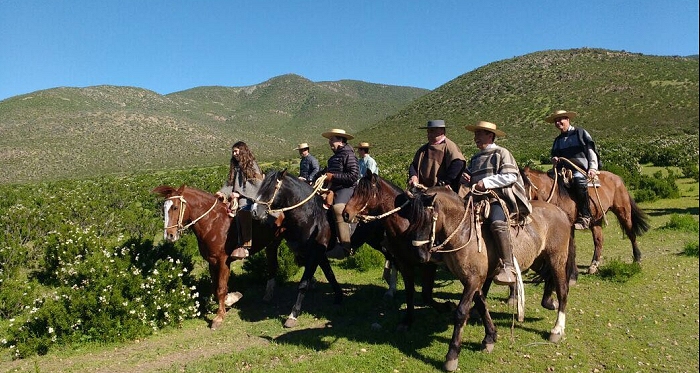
[358,154,378,176]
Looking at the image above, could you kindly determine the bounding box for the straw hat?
[418,119,446,129]
[321,128,354,140]
[545,110,578,123]
[294,143,310,150]
[356,142,371,149]
[464,121,506,137]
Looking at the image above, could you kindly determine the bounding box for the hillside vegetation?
[0,76,428,184]
[0,48,697,185]
[368,48,698,169]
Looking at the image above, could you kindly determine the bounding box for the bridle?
[255,174,328,215]
[164,195,219,232]
[353,181,408,223]
[410,193,475,254]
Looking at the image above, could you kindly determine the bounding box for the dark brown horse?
[406,188,573,372]
[152,185,283,330]
[521,167,650,274]
[342,173,454,331]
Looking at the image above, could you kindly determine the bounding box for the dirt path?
[0,319,271,373]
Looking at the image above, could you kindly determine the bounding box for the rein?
[165,195,219,232]
[413,194,475,254]
[256,174,328,214]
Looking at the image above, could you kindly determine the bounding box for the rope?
[357,200,409,222]
[262,174,328,215]
[554,158,607,226]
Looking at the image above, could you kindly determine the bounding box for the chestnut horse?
[152,185,283,330]
[342,173,455,331]
[406,188,573,372]
[521,167,650,274]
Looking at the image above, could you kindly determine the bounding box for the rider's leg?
[231,208,252,259]
[327,203,352,259]
[572,173,592,230]
[489,204,515,286]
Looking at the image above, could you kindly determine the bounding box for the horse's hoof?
[482,342,495,353]
[588,261,600,274]
[506,296,518,308]
[444,359,459,372]
[542,298,558,311]
[549,332,564,343]
[284,317,298,328]
[225,292,243,307]
[569,278,577,287]
[210,318,224,330]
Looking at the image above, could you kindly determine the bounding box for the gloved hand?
[325,172,334,182]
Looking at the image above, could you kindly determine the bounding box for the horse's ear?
[152,185,173,197]
[364,168,373,178]
[279,169,287,180]
[422,192,438,206]
[177,184,186,195]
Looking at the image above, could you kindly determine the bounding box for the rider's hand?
[231,192,240,199]
[551,157,559,164]
[474,180,486,192]
[587,169,598,179]
[409,175,418,186]
[325,172,334,182]
[215,191,225,200]
[460,172,471,185]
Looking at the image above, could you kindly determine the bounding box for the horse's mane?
[355,174,403,200]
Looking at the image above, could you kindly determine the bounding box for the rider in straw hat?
[356,142,378,176]
[462,121,532,286]
[295,142,320,184]
[321,129,360,259]
[546,109,600,230]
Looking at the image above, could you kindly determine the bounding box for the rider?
[356,142,378,176]
[408,120,466,193]
[546,109,600,230]
[321,128,360,259]
[215,141,263,260]
[296,142,320,184]
[461,121,532,285]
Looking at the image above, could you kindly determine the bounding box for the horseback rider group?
[220,109,599,286]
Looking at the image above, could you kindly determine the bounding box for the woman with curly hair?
[216,141,262,260]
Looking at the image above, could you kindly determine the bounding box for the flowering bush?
[3,228,200,358]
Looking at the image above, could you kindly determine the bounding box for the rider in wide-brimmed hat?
[462,121,532,286]
[356,141,378,176]
[295,142,320,183]
[546,109,600,230]
[408,120,466,193]
[322,128,359,259]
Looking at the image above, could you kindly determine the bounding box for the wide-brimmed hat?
[418,119,446,129]
[545,110,578,123]
[464,121,506,137]
[294,143,310,150]
[356,142,371,149]
[322,128,354,140]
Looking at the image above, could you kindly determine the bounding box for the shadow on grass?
[645,206,699,217]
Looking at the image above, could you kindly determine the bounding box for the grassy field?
[0,177,697,373]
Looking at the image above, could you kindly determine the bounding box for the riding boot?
[490,221,516,286]
[232,210,252,260]
[573,177,592,230]
[327,203,353,259]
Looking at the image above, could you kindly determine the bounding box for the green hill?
[0,75,428,184]
[363,48,699,168]
[1,48,698,185]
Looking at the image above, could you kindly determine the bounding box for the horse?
[521,167,650,274]
[342,172,455,331]
[405,187,573,372]
[251,169,395,328]
[152,185,283,330]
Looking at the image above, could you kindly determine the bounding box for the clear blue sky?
[1,0,698,101]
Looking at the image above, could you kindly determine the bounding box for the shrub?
[598,258,642,283]
[3,229,200,359]
[634,170,680,202]
[242,241,299,283]
[682,241,699,257]
[342,244,386,272]
[662,214,699,233]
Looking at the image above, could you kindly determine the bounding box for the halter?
[411,193,475,254]
[256,174,328,215]
[164,195,219,233]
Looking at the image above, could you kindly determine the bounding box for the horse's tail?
[628,197,651,236]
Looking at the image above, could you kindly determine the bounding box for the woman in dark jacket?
[321,128,359,259]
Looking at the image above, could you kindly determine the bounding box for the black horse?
[251,169,395,328]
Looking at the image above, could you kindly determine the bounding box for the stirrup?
[493,266,516,286]
[231,247,249,260]
[574,216,591,230]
